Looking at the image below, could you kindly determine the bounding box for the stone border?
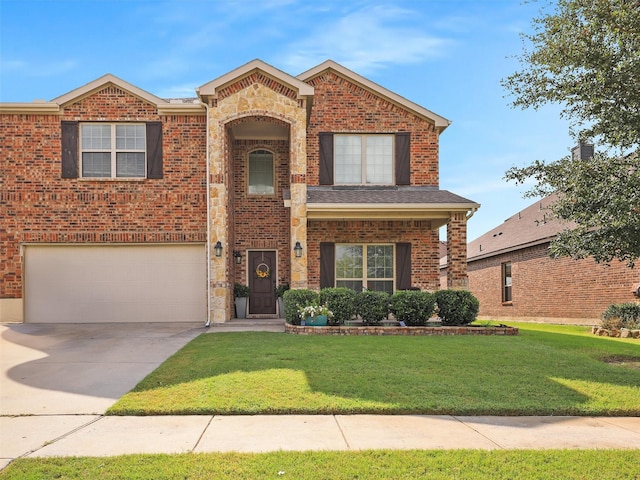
[285,324,519,336]
[592,326,640,338]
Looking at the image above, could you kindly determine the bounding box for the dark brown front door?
[248,251,277,315]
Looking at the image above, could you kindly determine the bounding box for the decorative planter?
[277,297,285,318]
[235,297,248,319]
[305,315,328,326]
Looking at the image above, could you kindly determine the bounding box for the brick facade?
[0,88,207,302]
[1,60,477,323]
[468,243,638,324]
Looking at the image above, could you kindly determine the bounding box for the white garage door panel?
[25,245,206,323]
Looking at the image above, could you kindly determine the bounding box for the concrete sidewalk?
[2,414,640,467]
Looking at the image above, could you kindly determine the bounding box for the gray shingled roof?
[307,186,477,205]
[467,193,575,261]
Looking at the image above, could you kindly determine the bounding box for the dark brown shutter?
[61,121,79,178]
[146,121,163,179]
[396,243,412,290]
[320,242,335,289]
[319,133,333,185]
[395,132,410,185]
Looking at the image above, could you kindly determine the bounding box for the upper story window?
[248,149,275,195]
[319,132,410,186]
[80,124,146,178]
[61,121,162,180]
[335,135,393,185]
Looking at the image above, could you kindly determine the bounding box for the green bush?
[355,290,390,325]
[283,289,319,325]
[319,287,357,325]
[601,303,640,330]
[233,283,250,298]
[435,289,480,326]
[390,290,436,326]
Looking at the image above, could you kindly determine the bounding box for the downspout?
[466,206,479,220]
[201,98,211,328]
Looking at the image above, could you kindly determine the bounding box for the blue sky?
[0,0,573,241]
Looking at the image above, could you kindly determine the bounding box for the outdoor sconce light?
[233,250,242,264]
[214,241,223,257]
[294,241,303,258]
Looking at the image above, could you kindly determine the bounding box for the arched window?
[248,149,274,195]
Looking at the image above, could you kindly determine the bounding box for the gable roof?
[298,60,451,131]
[197,59,314,99]
[467,193,574,261]
[0,74,205,115]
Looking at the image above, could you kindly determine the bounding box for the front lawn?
[107,322,640,416]
[2,450,639,480]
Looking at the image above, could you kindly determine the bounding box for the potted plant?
[297,303,333,326]
[234,283,250,319]
[275,282,290,319]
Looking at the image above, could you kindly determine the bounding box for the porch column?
[446,212,469,289]
[290,122,308,289]
[208,114,231,323]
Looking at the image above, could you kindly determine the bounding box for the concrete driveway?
[0,322,204,415]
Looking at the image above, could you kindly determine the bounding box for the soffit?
[297,60,451,131]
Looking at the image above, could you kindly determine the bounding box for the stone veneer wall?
[207,81,308,322]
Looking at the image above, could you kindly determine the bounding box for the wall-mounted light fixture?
[214,241,223,257]
[233,250,242,264]
[294,241,303,258]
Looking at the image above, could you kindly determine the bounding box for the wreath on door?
[256,262,271,279]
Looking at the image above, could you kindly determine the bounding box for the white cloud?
[279,5,451,74]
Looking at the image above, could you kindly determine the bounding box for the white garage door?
[24,244,206,323]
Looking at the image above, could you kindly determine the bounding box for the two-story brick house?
[0,59,479,324]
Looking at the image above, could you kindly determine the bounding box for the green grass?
[107,323,640,416]
[2,450,639,480]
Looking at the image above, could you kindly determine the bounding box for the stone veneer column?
[208,108,230,324]
[289,122,308,288]
[447,212,469,289]
[208,83,309,321]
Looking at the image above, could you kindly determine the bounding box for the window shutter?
[320,242,335,288]
[396,243,412,290]
[61,121,79,178]
[395,132,410,185]
[146,121,163,179]
[319,133,334,185]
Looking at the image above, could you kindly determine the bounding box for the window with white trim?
[335,244,394,293]
[80,123,146,178]
[248,149,275,194]
[335,134,393,185]
[502,261,512,303]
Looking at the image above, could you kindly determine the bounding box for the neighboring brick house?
[455,194,639,325]
[0,59,479,324]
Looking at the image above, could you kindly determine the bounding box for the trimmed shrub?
[390,290,436,326]
[319,287,357,325]
[234,283,250,298]
[601,303,640,330]
[355,290,390,325]
[435,289,480,326]
[283,289,319,325]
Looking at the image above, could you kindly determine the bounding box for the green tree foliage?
[502,0,640,266]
